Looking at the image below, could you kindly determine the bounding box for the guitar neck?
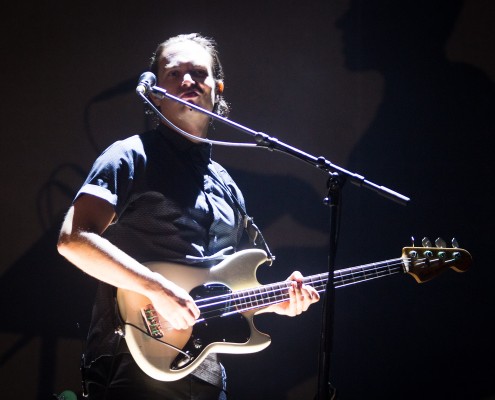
[332,257,405,289]
[231,258,405,313]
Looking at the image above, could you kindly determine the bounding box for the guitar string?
[195,257,417,321]
[197,259,406,314]
[196,254,453,320]
[123,256,436,357]
[199,266,404,318]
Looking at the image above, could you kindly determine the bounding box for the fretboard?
[230,257,405,313]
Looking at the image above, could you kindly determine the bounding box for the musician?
[57,33,320,400]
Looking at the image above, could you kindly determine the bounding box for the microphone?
[136,72,156,95]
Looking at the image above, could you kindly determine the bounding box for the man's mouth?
[180,90,200,100]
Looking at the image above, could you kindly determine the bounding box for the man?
[57,33,319,399]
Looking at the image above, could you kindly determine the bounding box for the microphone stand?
[144,84,410,399]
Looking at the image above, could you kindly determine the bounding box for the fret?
[248,290,256,307]
[306,273,326,292]
[386,259,393,275]
[276,282,288,302]
[231,291,242,309]
[260,285,270,305]
[248,288,257,308]
[332,272,342,287]
[359,267,367,282]
[360,265,368,280]
[256,289,265,306]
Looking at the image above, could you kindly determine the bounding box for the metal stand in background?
[137,73,410,399]
[316,173,344,400]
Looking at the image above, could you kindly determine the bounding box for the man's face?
[154,40,217,133]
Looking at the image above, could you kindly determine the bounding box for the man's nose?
[182,73,195,85]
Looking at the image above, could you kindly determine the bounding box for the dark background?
[1,1,494,399]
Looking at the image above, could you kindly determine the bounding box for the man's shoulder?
[210,161,241,189]
[210,160,230,177]
[103,129,160,157]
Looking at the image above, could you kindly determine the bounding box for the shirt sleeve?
[75,136,144,216]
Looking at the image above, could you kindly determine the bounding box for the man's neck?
[164,113,209,141]
[160,122,208,143]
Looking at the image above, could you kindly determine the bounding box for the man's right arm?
[57,194,200,330]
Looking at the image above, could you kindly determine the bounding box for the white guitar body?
[116,249,272,381]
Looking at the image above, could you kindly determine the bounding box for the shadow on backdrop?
[334,1,494,399]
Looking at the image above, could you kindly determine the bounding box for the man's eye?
[192,70,207,78]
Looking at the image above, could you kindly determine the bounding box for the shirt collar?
[157,123,212,165]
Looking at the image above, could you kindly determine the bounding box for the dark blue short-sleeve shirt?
[78,125,245,387]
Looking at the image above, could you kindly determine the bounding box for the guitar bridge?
[141,304,164,339]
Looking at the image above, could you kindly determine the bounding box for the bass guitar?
[116,238,471,381]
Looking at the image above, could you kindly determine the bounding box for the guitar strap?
[211,164,275,265]
[231,192,276,266]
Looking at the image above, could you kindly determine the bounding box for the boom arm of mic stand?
[149,85,410,205]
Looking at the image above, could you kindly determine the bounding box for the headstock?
[402,237,472,283]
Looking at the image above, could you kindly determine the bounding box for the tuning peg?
[422,237,432,247]
[452,238,459,248]
[435,237,446,248]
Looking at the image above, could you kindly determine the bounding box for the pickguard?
[171,283,250,369]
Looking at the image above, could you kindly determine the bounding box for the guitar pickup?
[141,304,164,339]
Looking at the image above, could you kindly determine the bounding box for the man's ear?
[216,80,224,94]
